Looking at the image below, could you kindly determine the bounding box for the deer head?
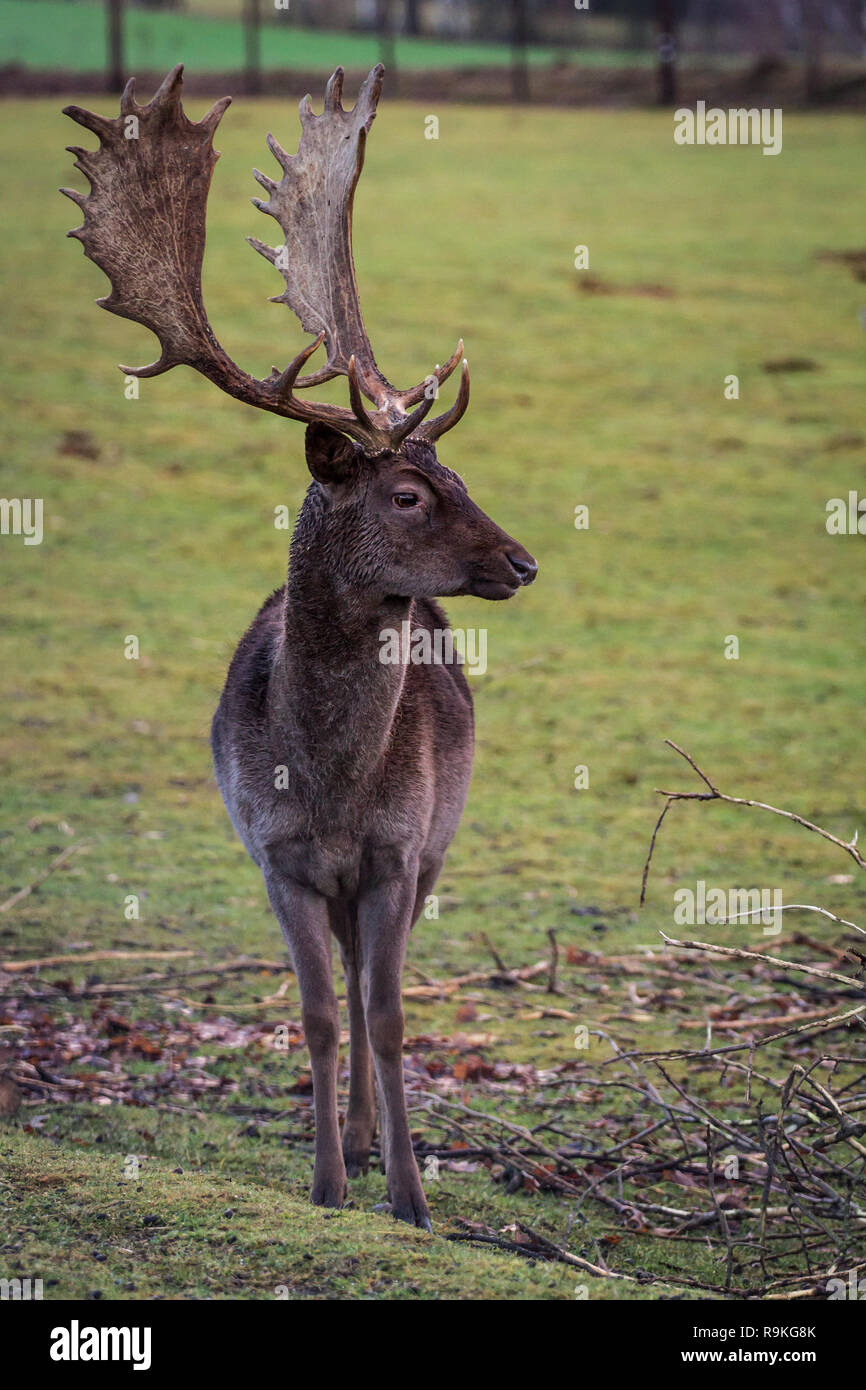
[62,65,537,601]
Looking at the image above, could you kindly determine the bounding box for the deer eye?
[392,491,420,509]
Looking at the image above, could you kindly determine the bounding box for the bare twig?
[659,934,865,993]
[0,841,89,914]
[546,929,559,994]
[641,740,865,906]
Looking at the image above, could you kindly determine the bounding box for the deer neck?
[270,494,412,784]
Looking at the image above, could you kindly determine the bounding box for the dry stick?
[766,1068,858,1224]
[593,1000,866,1067]
[513,1222,640,1283]
[653,1062,754,1155]
[546,928,559,994]
[659,934,865,993]
[678,1005,859,1032]
[784,1173,819,1280]
[762,1284,827,1301]
[421,1093,555,1156]
[790,932,860,963]
[402,958,550,999]
[706,1125,735,1292]
[0,841,89,915]
[0,958,290,1003]
[640,739,865,908]
[640,798,675,907]
[443,1228,642,1283]
[798,1071,866,1160]
[2,948,195,973]
[479,931,509,974]
[757,1100,780,1281]
[448,1219,642,1285]
[723,903,865,939]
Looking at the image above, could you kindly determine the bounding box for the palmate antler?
[61,65,469,454]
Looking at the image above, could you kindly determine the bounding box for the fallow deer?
[63,65,537,1230]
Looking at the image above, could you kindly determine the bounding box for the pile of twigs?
[431,745,866,1297]
[420,974,866,1296]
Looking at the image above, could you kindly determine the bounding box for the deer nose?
[506,550,538,586]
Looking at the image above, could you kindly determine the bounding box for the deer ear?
[305,423,359,487]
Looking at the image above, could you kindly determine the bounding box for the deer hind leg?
[358,872,431,1232]
[264,871,346,1209]
[332,903,377,1177]
[410,858,444,928]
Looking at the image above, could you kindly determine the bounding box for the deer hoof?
[379,1195,434,1232]
[311,1176,347,1208]
[342,1126,374,1177]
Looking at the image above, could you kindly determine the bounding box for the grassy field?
[0,86,864,1300]
[0,0,643,74]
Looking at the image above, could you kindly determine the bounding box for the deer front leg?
[358,874,431,1232]
[264,872,346,1209]
[339,944,377,1176]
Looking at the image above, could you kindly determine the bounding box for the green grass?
[0,91,864,1299]
[0,0,640,74]
[1,1129,589,1300]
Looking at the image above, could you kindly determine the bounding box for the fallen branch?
[0,841,89,915]
[2,948,194,973]
[659,934,865,994]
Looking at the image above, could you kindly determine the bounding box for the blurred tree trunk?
[655,0,678,106]
[106,0,125,93]
[511,0,530,103]
[747,0,786,63]
[405,0,421,37]
[801,0,824,101]
[244,0,262,96]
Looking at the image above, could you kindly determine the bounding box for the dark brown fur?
[63,66,537,1231]
[211,431,536,1227]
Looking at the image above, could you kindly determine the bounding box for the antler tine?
[390,393,438,449]
[120,77,138,116]
[398,340,464,409]
[355,63,385,119]
[347,354,433,452]
[202,95,232,134]
[62,102,114,141]
[252,168,278,196]
[149,63,185,114]
[324,67,345,113]
[264,131,294,173]
[273,331,326,398]
[273,338,387,448]
[347,355,374,431]
[418,359,471,444]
